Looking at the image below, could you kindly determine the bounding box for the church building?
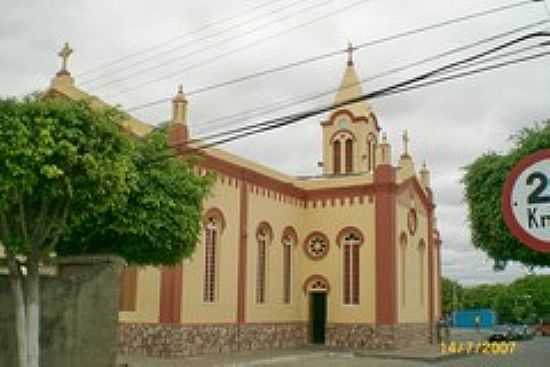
[47,43,442,358]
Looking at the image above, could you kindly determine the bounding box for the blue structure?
[451,309,497,328]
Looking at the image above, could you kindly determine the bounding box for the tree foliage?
[463,120,550,269]
[56,128,213,265]
[442,277,464,315]
[0,96,133,258]
[0,96,212,264]
[442,275,550,324]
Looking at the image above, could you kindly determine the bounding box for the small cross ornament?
[346,41,356,65]
[58,42,73,74]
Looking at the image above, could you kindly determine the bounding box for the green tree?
[509,275,550,322]
[0,97,211,367]
[442,277,464,315]
[463,120,550,269]
[462,283,505,310]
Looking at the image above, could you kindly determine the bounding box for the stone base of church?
[326,323,433,350]
[118,322,308,358]
[119,322,433,358]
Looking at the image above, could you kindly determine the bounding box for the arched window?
[202,208,225,303]
[256,222,273,304]
[418,239,426,305]
[345,138,353,173]
[400,232,408,306]
[331,130,356,175]
[333,140,341,174]
[338,227,364,305]
[282,227,297,304]
[204,219,218,303]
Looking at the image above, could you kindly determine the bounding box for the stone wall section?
[326,323,432,350]
[119,322,307,358]
[0,256,125,367]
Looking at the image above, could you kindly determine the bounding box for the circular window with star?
[407,208,418,236]
[304,231,330,260]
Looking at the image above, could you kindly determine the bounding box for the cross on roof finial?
[58,42,73,74]
[346,41,355,66]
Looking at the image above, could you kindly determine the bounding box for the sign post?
[502,149,550,253]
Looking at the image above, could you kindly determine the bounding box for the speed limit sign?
[502,149,550,252]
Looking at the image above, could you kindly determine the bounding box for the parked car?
[488,324,512,342]
[509,325,531,340]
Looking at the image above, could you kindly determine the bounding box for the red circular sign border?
[502,149,550,253]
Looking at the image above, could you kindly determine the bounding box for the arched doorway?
[303,275,330,344]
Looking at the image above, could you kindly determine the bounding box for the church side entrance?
[309,292,327,344]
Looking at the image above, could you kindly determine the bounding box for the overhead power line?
[83,0,357,88]
[169,31,550,152]
[119,0,538,108]
[198,50,550,152]
[188,19,550,135]
[146,48,550,166]
[77,0,289,77]
[126,19,548,129]
[93,0,376,98]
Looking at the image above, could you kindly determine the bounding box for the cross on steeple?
[346,41,356,66]
[58,42,73,74]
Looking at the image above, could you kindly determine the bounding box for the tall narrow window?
[345,139,353,173]
[333,140,341,174]
[400,233,408,306]
[203,220,218,303]
[256,223,273,304]
[257,234,267,304]
[418,240,426,305]
[282,235,293,304]
[339,228,363,305]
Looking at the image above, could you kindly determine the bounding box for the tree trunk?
[26,258,40,367]
[6,254,28,367]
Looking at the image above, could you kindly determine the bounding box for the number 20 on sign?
[502,149,550,253]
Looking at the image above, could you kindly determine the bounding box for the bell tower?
[321,43,380,175]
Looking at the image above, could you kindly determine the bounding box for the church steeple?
[321,45,379,176]
[333,42,372,117]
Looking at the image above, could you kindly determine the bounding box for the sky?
[2,0,550,286]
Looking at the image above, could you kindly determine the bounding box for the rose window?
[305,234,329,259]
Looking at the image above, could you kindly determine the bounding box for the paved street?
[119,337,550,367]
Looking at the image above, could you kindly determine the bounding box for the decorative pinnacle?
[402,130,410,156]
[173,84,187,103]
[381,132,388,144]
[346,41,356,66]
[57,42,73,74]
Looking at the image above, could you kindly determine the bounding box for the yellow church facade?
[46,46,442,357]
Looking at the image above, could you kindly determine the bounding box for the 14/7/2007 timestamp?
[440,341,517,355]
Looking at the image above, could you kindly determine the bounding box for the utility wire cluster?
[69,1,550,166]
[143,18,550,138]
[142,31,550,166]
[122,0,543,112]
[81,0,537,99]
